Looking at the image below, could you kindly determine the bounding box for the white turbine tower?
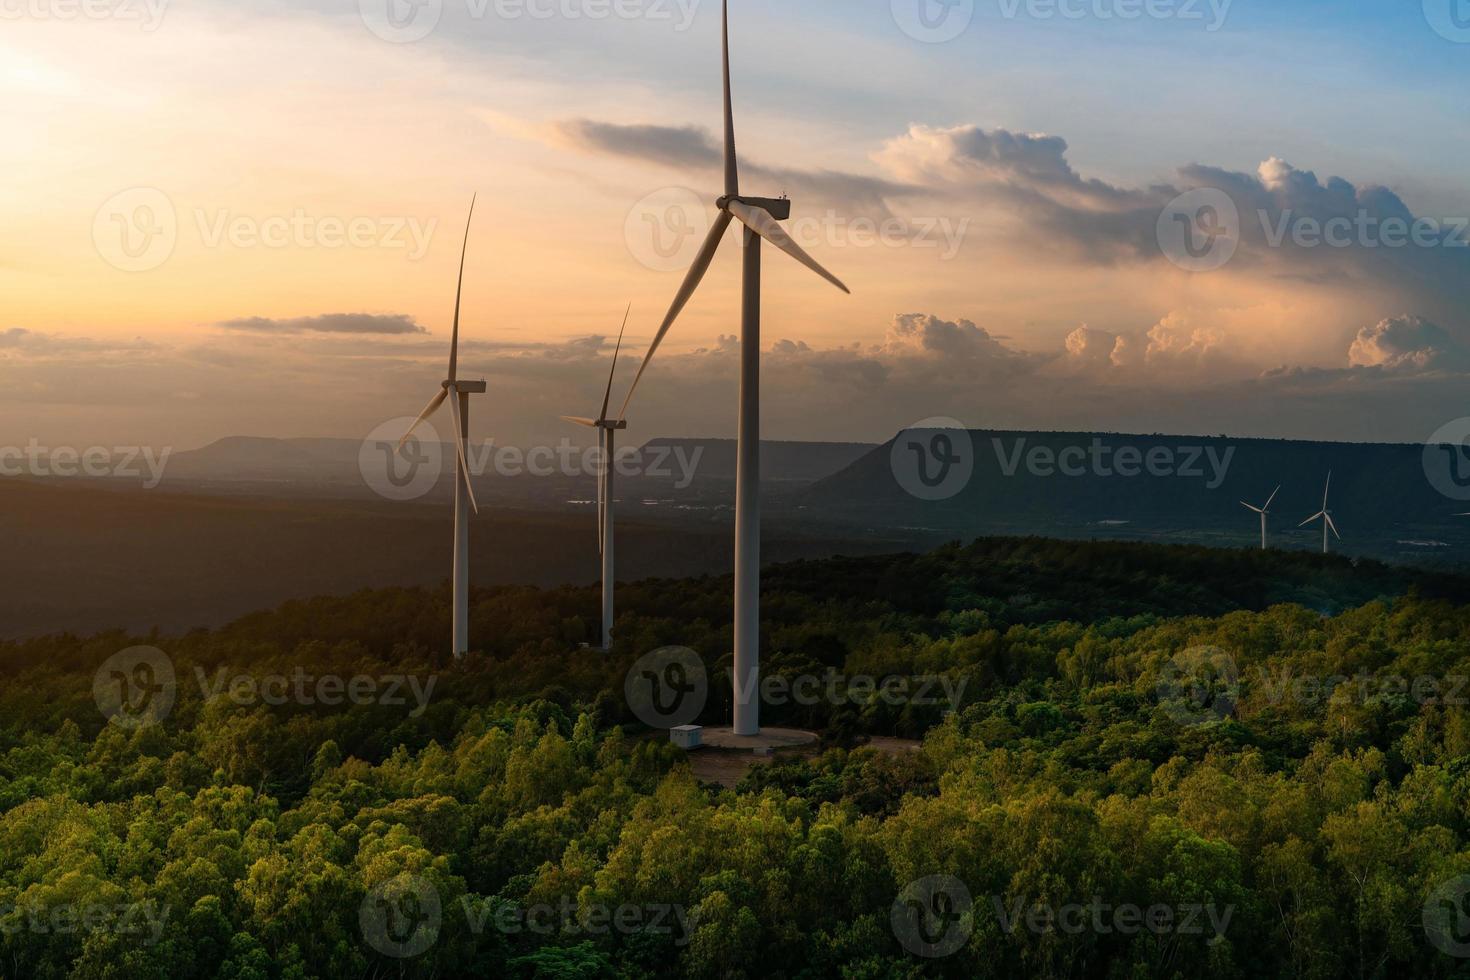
[1299,472,1341,555]
[397,197,486,658]
[1240,485,1280,550]
[618,0,851,736]
[562,304,632,652]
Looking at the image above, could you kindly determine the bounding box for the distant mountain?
[636,439,877,484]
[803,428,1470,563]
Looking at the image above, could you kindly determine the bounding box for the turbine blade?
[618,210,734,419]
[722,0,738,197]
[727,199,850,294]
[397,388,448,453]
[1322,471,1331,510]
[1264,485,1280,510]
[599,303,631,423]
[1299,512,1325,528]
[446,392,479,515]
[1325,512,1341,539]
[1241,502,1263,513]
[448,194,476,383]
[561,416,600,428]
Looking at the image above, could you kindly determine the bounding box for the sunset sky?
[4,0,1469,449]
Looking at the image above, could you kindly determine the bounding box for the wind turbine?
[1299,472,1341,555]
[617,0,851,736]
[396,196,486,658]
[1240,485,1280,550]
[562,304,632,652]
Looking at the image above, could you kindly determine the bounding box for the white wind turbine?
[562,304,632,652]
[1240,485,1280,550]
[397,197,486,658]
[1299,471,1341,555]
[617,0,851,736]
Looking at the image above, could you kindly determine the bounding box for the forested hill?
[4,539,1470,977]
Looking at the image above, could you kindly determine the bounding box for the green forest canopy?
[2,538,1470,978]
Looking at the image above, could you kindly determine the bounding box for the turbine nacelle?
[716,194,791,220]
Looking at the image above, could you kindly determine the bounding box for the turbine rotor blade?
[1241,502,1263,513]
[618,210,735,419]
[1325,512,1341,539]
[561,416,600,428]
[1323,471,1332,510]
[446,392,479,515]
[722,0,738,197]
[1299,512,1325,528]
[727,200,850,294]
[398,388,449,453]
[448,194,476,383]
[599,303,631,423]
[1265,485,1280,510]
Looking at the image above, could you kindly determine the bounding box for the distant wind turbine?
[1240,485,1280,550]
[563,304,632,652]
[1299,472,1341,555]
[617,0,851,736]
[396,197,486,658]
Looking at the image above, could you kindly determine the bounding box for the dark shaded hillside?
[804,428,1470,563]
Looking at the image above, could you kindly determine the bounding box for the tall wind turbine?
[397,197,486,658]
[563,304,632,652]
[618,0,851,736]
[1240,485,1280,550]
[1299,472,1341,555]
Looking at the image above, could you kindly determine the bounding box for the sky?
[3,0,1469,451]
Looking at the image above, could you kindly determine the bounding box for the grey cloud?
[554,118,912,212]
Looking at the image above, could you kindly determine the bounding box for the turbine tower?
[1299,472,1341,555]
[618,0,851,736]
[1240,485,1280,550]
[397,197,486,658]
[562,304,632,651]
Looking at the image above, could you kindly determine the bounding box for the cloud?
[552,118,911,212]
[215,314,427,335]
[873,126,1470,334]
[1348,315,1470,371]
